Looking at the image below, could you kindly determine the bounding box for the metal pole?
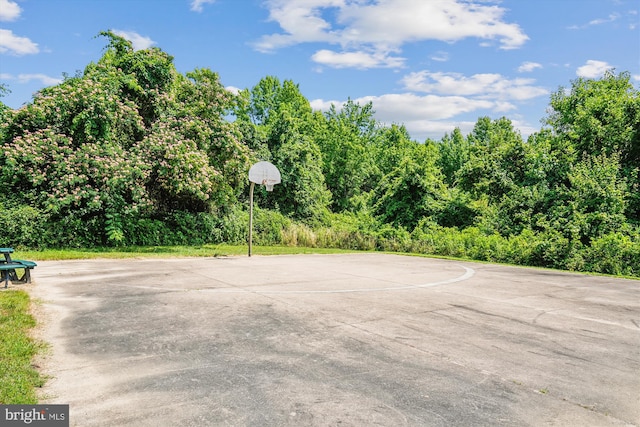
[248,181,255,257]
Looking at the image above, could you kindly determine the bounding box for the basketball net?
[263,179,275,192]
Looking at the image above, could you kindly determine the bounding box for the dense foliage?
[1,32,638,277]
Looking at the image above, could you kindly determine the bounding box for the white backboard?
[249,161,281,186]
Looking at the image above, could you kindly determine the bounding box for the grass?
[15,244,360,261]
[0,290,46,404]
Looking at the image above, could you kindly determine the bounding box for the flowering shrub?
[0,31,249,246]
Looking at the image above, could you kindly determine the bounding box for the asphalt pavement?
[22,253,640,426]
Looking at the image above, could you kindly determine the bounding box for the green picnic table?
[0,247,37,288]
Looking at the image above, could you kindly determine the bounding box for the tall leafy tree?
[1,31,249,245]
[373,123,416,178]
[0,84,13,149]
[545,71,640,221]
[316,100,379,212]
[171,68,251,208]
[239,76,313,151]
[2,55,152,244]
[235,76,331,220]
[437,127,469,186]
[372,141,447,230]
[563,154,628,243]
[93,31,175,126]
[456,117,526,201]
[546,71,639,166]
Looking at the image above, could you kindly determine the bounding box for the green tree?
[456,117,527,201]
[549,154,628,245]
[437,127,469,186]
[2,64,151,244]
[240,76,313,152]
[372,141,447,230]
[372,123,414,179]
[546,71,639,166]
[1,31,249,245]
[545,71,640,221]
[273,135,331,220]
[93,31,176,126]
[0,84,12,145]
[235,76,331,220]
[316,100,379,212]
[172,68,251,208]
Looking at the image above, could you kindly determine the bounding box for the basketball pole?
[249,181,255,257]
[248,161,280,257]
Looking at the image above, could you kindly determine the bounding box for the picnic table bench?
[1,247,37,288]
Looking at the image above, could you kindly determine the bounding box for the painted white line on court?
[200,264,475,295]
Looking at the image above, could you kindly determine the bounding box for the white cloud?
[0,0,21,21]
[190,0,216,12]
[1,73,63,86]
[112,30,155,50]
[19,73,63,85]
[311,93,494,121]
[310,68,547,140]
[255,0,528,69]
[627,9,638,29]
[312,93,544,141]
[588,13,621,26]
[518,61,542,73]
[312,49,404,69]
[569,13,620,29]
[1,73,63,85]
[430,51,449,62]
[633,74,640,82]
[401,71,548,100]
[338,0,528,49]
[356,93,494,121]
[311,92,494,139]
[253,1,341,52]
[0,29,38,55]
[407,119,478,139]
[571,9,640,30]
[576,60,614,78]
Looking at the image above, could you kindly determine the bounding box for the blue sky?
[1,0,638,141]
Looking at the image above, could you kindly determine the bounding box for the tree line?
[1,32,638,277]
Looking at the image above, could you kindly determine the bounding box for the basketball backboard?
[249,161,281,191]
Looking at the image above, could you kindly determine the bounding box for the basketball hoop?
[248,161,281,256]
[249,162,281,190]
[262,178,277,192]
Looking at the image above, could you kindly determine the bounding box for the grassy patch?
[0,290,46,404]
[15,244,360,261]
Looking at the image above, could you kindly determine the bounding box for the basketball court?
[27,253,640,426]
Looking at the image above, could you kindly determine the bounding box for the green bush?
[461,227,504,262]
[121,210,250,246]
[584,232,640,276]
[375,225,411,252]
[252,208,291,245]
[282,223,317,247]
[504,228,537,265]
[214,206,249,245]
[60,217,108,247]
[0,203,48,248]
[528,229,585,271]
[1,200,638,278]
